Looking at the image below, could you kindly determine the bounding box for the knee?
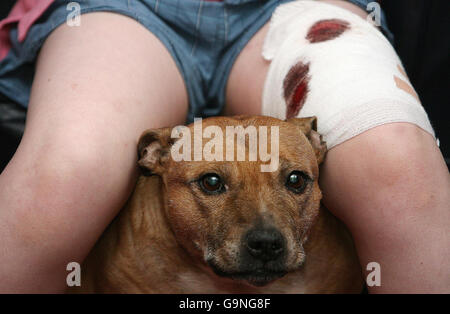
[7,129,137,210]
[367,123,448,212]
[2,132,137,244]
[33,146,108,204]
[352,123,442,189]
[322,123,449,222]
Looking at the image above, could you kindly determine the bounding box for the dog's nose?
[245,228,285,261]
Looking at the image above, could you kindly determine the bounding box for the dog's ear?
[137,127,173,176]
[286,116,327,165]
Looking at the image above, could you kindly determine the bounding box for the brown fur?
[70,116,363,293]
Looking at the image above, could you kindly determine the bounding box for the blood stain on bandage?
[283,61,310,119]
[306,19,350,43]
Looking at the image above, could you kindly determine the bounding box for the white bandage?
[262,0,435,148]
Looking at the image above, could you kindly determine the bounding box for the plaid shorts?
[0,0,393,123]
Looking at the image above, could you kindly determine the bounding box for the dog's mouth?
[207,260,287,287]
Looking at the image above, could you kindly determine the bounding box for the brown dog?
[70,116,363,293]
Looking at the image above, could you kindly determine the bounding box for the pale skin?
[0,0,448,293]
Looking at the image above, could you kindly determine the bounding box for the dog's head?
[137,116,326,287]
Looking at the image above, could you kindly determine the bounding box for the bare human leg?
[225,0,450,293]
[0,12,188,292]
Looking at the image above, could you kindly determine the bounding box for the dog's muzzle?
[207,227,289,287]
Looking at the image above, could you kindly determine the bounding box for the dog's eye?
[199,173,225,194]
[286,171,308,193]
